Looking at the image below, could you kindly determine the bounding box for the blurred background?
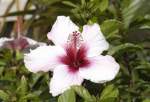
[0,0,150,102]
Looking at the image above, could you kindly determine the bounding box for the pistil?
[59,31,90,73]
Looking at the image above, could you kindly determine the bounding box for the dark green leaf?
[143,99,150,102]
[99,84,119,102]
[108,43,142,55]
[62,1,77,8]
[99,0,108,12]
[72,86,96,102]
[58,89,76,102]
[0,90,9,101]
[101,19,122,37]
[123,0,150,28]
[17,76,28,96]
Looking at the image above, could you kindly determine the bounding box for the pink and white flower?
[0,36,45,50]
[24,16,120,96]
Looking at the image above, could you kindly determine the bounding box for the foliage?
[0,0,150,102]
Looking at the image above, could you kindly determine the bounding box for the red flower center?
[59,31,90,73]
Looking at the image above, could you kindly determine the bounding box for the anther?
[73,31,79,36]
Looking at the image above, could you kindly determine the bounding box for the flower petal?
[82,23,109,57]
[49,65,83,96]
[24,37,46,46]
[47,16,79,46]
[0,37,13,47]
[24,45,65,73]
[79,55,119,83]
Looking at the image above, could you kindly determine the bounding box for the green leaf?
[135,61,150,70]
[99,84,119,102]
[0,61,6,66]
[20,76,28,95]
[17,76,28,96]
[120,64,130,76]
[58,89,76,102]
[62,1,77,8]
[0,90,9,101]
[143,99,150,102]
[30,73,43,88]
[0,67,4,75]
[108,43,142,55]
[101,19,122,37]
[16,51,23,61]
[123,0,150,28]
[22,92,40,101]
[81,0,85,6]
[99,0,108,12]
[72,86,96,102]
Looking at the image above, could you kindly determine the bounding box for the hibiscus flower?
[0,36,45,51]
[24,16,120,96]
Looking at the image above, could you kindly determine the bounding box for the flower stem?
[16,0,23,39]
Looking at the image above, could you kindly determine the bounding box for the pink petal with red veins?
[59,44,91,73]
